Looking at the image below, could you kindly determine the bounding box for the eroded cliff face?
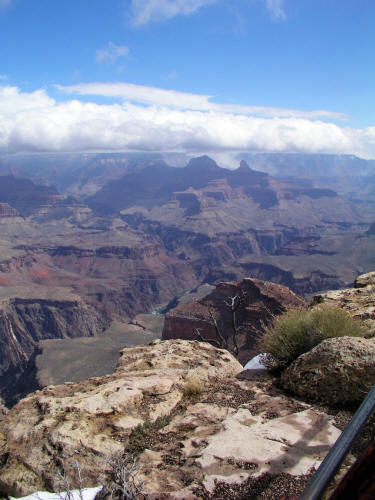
[162,278,306,364]
[46,243,197,318]
[0,238,198,321]
[0,292,108,377]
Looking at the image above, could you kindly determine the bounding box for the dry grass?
[183,376,204,397]
[262,304,367,368]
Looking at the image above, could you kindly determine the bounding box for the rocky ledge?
[0,339,341,499]
[312,271,375,335]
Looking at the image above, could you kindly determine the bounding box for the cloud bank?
[57,82,346,121]
[0,84,374,159]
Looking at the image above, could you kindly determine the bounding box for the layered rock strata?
[0,203,20,218]
[0,289,108,376]
[0,339,341,498]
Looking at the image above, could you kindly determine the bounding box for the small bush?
[183,376,204,397]
[262,305,367,368]
[103,452,144,500]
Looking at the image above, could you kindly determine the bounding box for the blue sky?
[0,0,374,160]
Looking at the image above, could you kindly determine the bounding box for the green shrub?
[262,305,367,368]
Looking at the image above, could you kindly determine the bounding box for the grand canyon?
[0,152,374,395]
[0,152,374,498]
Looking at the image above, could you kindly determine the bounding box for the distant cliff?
[0,290,108,377]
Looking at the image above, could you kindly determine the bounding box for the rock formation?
[0,288,108,377]
[0,157,374,388]
[3,316,163,407]
[281,337,375,405]
[0,339,341,498]
[88,155,374,296]
[354,270,375,288]
[312,271,375,335]
[0,203,20,218]
[162,278,306,364]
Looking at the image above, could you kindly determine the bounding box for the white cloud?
[130,0,217,26]
[0,84,373,159]
[265,0,285,20]
[0,74,9,80]
[56,82,346,121]
[95,42,130,65]
[129,0,286,25]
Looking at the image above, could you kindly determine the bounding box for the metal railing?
[299,384,375,500]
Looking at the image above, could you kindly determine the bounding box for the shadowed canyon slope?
[0,287,107,379]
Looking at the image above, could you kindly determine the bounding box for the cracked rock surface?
[0,339,340,498]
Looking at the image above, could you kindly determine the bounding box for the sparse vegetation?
[51,455,144,500]
[183,376,204,397]
[262,305,367,368]
[51,461,87,500]
[102,452,145,500]
[126,415,170,456]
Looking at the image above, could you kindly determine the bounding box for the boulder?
[0,339,341,499]
[281,337,375,405]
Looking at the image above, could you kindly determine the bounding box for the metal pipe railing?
[299,384,375,500]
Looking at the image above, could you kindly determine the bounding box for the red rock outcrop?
[162,278,306,364]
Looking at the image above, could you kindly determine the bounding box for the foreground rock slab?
[0,340,341,499]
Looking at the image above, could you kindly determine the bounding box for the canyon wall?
[0,292,108,377]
